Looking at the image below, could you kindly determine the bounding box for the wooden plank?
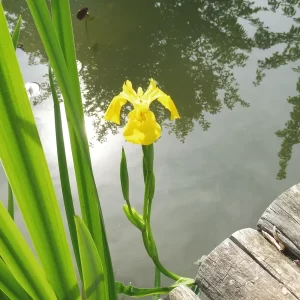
[257,183,300,258]
[163,286,199,300]
[232,228,300,298]
[195,228,299,300]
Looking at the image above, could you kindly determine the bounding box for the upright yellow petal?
[123,110,161,145]
[157,95,180,120]
[137,87,144,97]
[122,80,137,101]
[104,95,127,125]
[143,78,162,102]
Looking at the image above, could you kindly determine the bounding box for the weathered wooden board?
[232,229,300,298]
[195,228,300,300]
[191,183,300,300]
[257,183,300,259]
[162,286,200,300]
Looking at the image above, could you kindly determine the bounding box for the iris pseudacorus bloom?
[104,79,180,145]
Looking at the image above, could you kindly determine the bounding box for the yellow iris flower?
[104,79,180,145]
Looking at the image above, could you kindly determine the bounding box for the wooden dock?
[164,183,300,299]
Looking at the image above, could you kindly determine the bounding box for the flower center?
[135,106,149,122]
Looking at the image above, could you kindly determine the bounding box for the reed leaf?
[75,216,108,300]
[0,202,56,299]
[0,258,30,300]
[0,5,79,298]
[25,0,116,297]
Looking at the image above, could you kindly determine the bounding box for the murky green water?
[2,0,300,298]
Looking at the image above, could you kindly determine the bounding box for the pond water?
[1,0,300,298]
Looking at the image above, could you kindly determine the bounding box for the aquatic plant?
[0,1,194,299]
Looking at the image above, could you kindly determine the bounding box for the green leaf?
[171,278,195,287]
[25,0,116,297]
[7,15,22,221]
[50,0,82,116]
[11,15,22,50]
[123,204,145,231]
[0,202,56,299]
[0,5,79,299]
[49,67,82,280]
[7,183,14,220]
[0,290,9,300]
[0,258,30,300]
[75,216,108,300]
[120,147,130,203]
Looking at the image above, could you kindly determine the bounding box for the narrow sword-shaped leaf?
[7,183,13,220]
[11,15,22,49]
[26,0,116,297]
[0,202,56,299]
[75,216,108,300]
[7,15,22,220]
[49,66,82,280]
[0,5,79,299]
[0,257,31,300]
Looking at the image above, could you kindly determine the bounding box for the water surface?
[2,0,300,298]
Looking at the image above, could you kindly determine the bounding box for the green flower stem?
[141,230,180,281]
[115,281,172,297]
[143,172,152,220]
[153,267,161,300]
[141,144,181,281]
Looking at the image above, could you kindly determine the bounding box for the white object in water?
[77,60,83,72]
[25,82,41,98]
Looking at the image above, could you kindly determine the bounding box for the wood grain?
[162,286,199,300]
[196,228,300,299]
[257,183,300,258]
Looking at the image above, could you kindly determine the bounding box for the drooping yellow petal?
[123,109,161,145]
[157,95,180,120]
[104,95,127,124]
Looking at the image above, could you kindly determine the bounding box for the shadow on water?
[3,0,300,179]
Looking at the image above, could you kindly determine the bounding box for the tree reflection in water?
[254,0,300,179]
[4,0,269,142]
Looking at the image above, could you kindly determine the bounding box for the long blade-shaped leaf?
[75,216,108,300]
[7,183,14,220]
[0,202,56,299]
[26,0,116,297]
[11,15,22,49]
[0,290,9,300]
[51,0,83,118]
[50,2,116,295]
[0,258,30,300]
[0,5,79,299]
[49,67,82,280]
[7,16,22,220]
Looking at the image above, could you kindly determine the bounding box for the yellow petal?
[123,109,161,145]
[157,95,180,120]
[143,78,161,101]
[122,80,137,100]
[104,95,127,125]
[137,87,143,97]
